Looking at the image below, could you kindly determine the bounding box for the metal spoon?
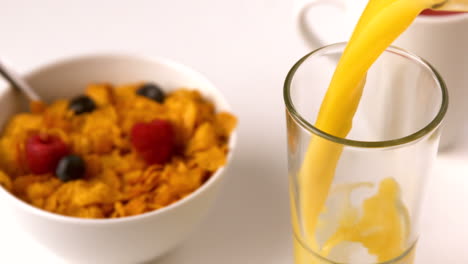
[0,59,41,101]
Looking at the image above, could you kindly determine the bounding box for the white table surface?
[0,0,466,263]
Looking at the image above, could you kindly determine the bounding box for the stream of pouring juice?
[294,0,468,263]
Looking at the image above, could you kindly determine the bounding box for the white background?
[0,0,467,263]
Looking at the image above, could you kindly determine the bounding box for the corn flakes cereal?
[0,83,236,219]
[0,170,12,191]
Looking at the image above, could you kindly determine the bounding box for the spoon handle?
[0,60,40,101]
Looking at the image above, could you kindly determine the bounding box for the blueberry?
[68,95,96,115]
[56,155,85,182]
[136,83,165,103]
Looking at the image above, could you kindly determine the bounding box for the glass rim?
[283,42,449,149]
[293,230,417,264]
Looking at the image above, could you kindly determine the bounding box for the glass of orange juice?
[284,43,448,264]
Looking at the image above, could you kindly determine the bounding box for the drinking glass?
[284,43,448,264]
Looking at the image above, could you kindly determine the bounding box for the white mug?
[295,0,468,150]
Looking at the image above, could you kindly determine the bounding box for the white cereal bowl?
[0,54,237,264]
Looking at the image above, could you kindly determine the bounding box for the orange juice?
[295,0,467,263]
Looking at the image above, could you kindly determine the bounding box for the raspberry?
[131,119,175,164]
[25,134,70,174]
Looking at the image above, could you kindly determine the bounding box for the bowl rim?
[0,52,238,225]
